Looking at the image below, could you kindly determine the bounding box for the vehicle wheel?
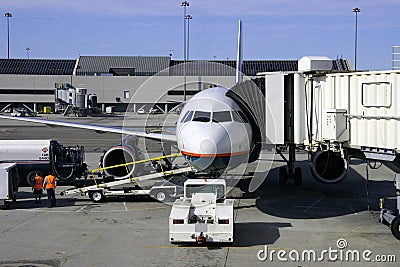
[294,167,303,186]
[90,191,104,203]
[154,191,169,202]
[26,171,38,187]
[279,167,288,185]
[390,215,400,240]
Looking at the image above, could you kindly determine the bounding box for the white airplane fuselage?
[176,87,252,173]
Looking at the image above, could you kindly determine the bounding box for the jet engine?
[102,137,145,179]
[310,150,348,184]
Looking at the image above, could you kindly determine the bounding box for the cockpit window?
[212,111,232,123]
[192,111,211,122]
[180,110,193,123]
[180,111,189,123]
[232,110,249,123]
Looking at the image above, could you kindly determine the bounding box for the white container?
[106,106,115,114]
[0,140,51,161]
[321,109,349,142]
[298,56,333,72]
[0,163,17,207]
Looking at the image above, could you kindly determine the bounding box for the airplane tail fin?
[235,20,243,84]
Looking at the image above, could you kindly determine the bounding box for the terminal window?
[124,91,130,99]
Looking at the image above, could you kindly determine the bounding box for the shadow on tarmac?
[236,161,396,220]
[173,222,291,249]
[233,222,291,247]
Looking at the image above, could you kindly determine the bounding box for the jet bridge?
[54,83,99,116]
[258,56,400,239]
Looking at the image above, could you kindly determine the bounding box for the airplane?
[0,20,259,182]
[0,20,341,188]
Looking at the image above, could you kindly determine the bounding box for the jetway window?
[362,82,392,107]
[232,110,249,123]
[212,111,232,122]
[192,111,211,122]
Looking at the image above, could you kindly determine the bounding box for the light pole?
[185,15,192,60]
[352,7,361,71]
[4,12,12,59]
[26,48,30,59]
[181,1,189,101]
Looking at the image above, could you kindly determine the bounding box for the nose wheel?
[277,144,302,186]
[279,166,302,186]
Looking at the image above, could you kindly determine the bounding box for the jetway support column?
[288,144,296,178]
[276,143,302,186]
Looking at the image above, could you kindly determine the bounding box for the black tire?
[154,190,169,202]
[390,215,400,240]
[90,191,104,203]
[26,171,38,187]
[279,166,288,185]
[294,167,303,186]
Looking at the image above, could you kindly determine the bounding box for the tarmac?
[0,113,399,267]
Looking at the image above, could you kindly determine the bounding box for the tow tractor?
[169,178,234,244]
[60,154,193,203]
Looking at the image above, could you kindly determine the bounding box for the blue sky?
[2,0,400,70]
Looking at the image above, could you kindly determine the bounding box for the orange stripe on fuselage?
[181,150,249,158]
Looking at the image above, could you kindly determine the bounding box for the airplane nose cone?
[200,139,217,155]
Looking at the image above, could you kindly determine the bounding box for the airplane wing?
[0,115,177,143]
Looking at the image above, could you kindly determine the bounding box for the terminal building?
[0,56,351,113]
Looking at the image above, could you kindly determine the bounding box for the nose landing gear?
[277,144,302,186]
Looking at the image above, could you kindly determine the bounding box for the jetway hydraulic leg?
[380,173,400,240]
[277,144,302,186]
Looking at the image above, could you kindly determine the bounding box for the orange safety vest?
[45,175,56,189]
[33,175,43,190]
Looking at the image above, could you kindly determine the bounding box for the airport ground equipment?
[60,166,193,202]
[169,179,234,244]
[60,153,193,202]
[0,163,18,209]
[0,139,85,187]
[54,83,100,117]
[380,173,400,240]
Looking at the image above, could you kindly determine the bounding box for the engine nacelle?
[102,137,145,179]
[310,150,348,184]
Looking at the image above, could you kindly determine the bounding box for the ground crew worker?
[43,171,57,207]
[32,172,43,204]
